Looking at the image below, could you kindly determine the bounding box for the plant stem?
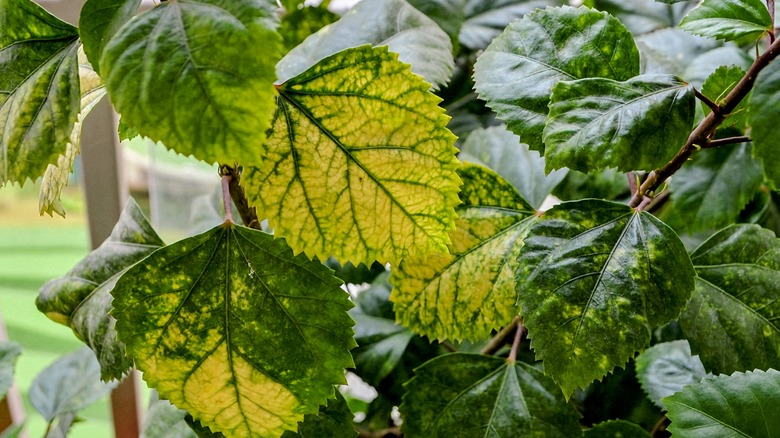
[694,87,719,114]
[481,317,520,355]
[627,173,638,197]
[629,36,780,208]
[221,173,234,223]
[650,415,669,437]
[219,165,261,229]
[507,319,525,363]
[703,135,751,148]
[441,341,458,352]
[769,0,776,43]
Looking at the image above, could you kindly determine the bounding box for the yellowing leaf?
[112,223,356,437]
[244,45,460,265]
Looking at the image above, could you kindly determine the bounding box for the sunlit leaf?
[0,342,21,400]
[0,0,80,185]
[679,0,773,41]
[701,65,749,129]
[100,0,282,165]
[665,369,780,438]
[583,420,651,437]
[516,199,695,396]
[635,340,706,410]
[473,6,639,152]
[281,393,357,438]
[391,164,535,341]
[78,0,141,74]
[112,222,356,437]
[245,45,460,265]
[36,198,164,380]
[544,74,694,173]
[680,224,780,375]
[459,0,565,50]
[749,56,780,186]
[401,354,582,437]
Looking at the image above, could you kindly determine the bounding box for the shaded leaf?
[592,0,698,35]
[281,393,357,438]
[140,394,201,438]
[636,28,718,76]
[391,163,535,341]
[276,0,454,89]
[682,45,752,89]
[516,199,695,396]
[78,0,141,75]
[553,168,629,202]
[401,354,582,437]
[245,45,460,266]
[0,0,80,185]
[100,0,282,165]
[749,54,780,186]
[473,6,639,152]
[701,65,749,128]
[0,342,21,399]
[279,6,339,52]
[544,74,694,173]
[459,0,565,50]
[324,259,387,285]
[583,420,651,437]
[679,0,773,41]
[635,340,706,410]
[665,369,780,438]
[406,0,464,47]
[185,415,226,438]
[112,222,356,437]
[680,224,780,375]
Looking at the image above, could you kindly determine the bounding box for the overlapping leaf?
[459,0,566,50]
[665,369,780,437]
[0,0,80,185]
[406,0,464,47]
[244,45,460,265]
[99,0,282,165]
[0,342,21,399]
[636,28,718,76]
[701,65,749,128]
[281,393,357,438]
[401,354,582,437]
[680,224,780,375]
[473,6,639,152]
[278,6,338,52]
[111,222,356,437]
[78,0,141,74]
[635,340,706,410]
[516,200,695,396]
[679,0,773,41]
[36,199,164,380]
[391,164,535,341]
[141,395,202,438]
[544,74,694,173]
[592,0,698,35]
[583,420,650,437]
[277,0,454,89]
[749,56,780,185]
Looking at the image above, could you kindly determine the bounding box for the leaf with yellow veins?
[391,163,535,341]
[111,222,356,438]
[244,45,460,266]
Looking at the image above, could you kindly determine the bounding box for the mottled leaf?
[279,6,338,52]
[459,0,565,50]
[701,65,749,128]
[665,369,780,438]
[281,393,357,438]
[749,55,780,185]
[112,222,356,437]
[680,224,780,375]
[0,0,80,185]
[0,342,21,400]
[679,0,773,41]
[458,126,568,209]
[635,340,706,410]
[140,394,200,438]
[592,0,698,35]
[473,6,639,152]
[391,164,535,341]
[36,198,164,380]
[516,199,695,396]
[276,0,454,89]
[245,45,460,265]
[78,0,141,74]
[401,354,582,437]
[100,0,282,165]
[583,420,651,437]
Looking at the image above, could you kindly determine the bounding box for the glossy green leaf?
[100,0,282,165]
[680,224,780,375]
[406,0,464,47]
[544,74,694,173]
[281,393,357,438]
[0,342,21,400]
[277,0,454,89]
[635,340,706,410]
[279,6,338,52]
[401,354,582,437]
[459,0,565,50]
[37,198,164,380]
[78,0,140,75]
[701,65,749,128]
[458,126,568,209]
[749,55,780,186]
[112,222,356,437]
[391,164,535,341]
[516,199,695,396]
[679,0,772,41]
[140,394,200,438]
[583,420,651,437]
[245,45,460,266]
[0,0,80,185]
[29,347,118,422]
[665,369,780,437]
[473,6,639,152]
[592,0,697,35]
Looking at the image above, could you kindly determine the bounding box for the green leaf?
[140,394,201,438]
[281,393,357,438]
[701,65,749,129]
[406,0,465,47]
[635,340,706,410]
[276,0,454,89]
[516,199,695,396]
[391,163,535,341]
[583,420,651,437]
[279,6,339,52]
[401,354,582,437]
[680,224,780,375]
[473,6,639,152]
[458,126,568,209]
[636,28,718,76]
[682,45,752,89]
[459,0,565,50]
[99,0,282,165]
[0,424,24,438]
[679,0,772,41]
[749,55,780,186]
[553,168,629,202]
[244,45,460,266]
[592,0,698,35]
[0,0,80,185]
[111,222,356,437]
[78,0,140,75]
[0,342,21,400]
[544,74,694,173]
[36,198,164,380]
[29,347,118,422]
[665,369,780,438]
